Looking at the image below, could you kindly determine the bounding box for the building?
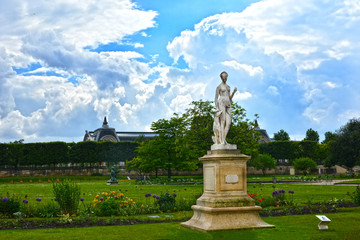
[83,117,156,142]
[254,120,271,143]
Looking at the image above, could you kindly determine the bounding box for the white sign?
[316,215,331,230]
[225,174,239,184]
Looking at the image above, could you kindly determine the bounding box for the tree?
[273,129,290,141]
[183,100,215,159]
[327,118,360,169]
[298,140,320,161]
[69,141,100,166]
[322,131,338,144]
[0,144,9,167]
[150,114,198,179]
[259,141,298,162]
[250,154,276,175]
[126,139,164,178]
[304,128,319,143]
[293,157,317,175]
[226,102,260,157]
[8,143,24,169]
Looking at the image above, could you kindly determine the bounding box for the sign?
[316,215,331,230]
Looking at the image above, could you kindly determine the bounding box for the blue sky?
[0,0,359,143]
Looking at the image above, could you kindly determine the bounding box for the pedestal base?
[106,181,118,185]
[182,147,274,231]
[182,205,274,231]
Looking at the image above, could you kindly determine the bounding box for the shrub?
[95,199,121,216]
[0,193,20,217]
[348,186,360,206]
[93,191,136,216]
[156,193,176,212]
[52,179,81,215]
[293,157,317,175]
[36,201,61,218]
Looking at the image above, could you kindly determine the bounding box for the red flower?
[258,199,262,202]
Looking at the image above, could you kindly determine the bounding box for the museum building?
[83,117,156,142]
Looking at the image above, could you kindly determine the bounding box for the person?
[214,71,237,144]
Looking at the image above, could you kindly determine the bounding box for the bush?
[0,193,20,217]
[52,179,81,215]
[293,157,317,175]
[36,201,61,218]
[93,191,137,216]
[348,186,360,206]
[156,193,176,212]
[95,199,121,216]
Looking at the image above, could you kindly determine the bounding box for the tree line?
[266,118,360,171]
[0,141,138,169]
[126,100,260,179]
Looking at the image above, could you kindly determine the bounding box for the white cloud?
[324,81,340,89]
[221,60,263,77]
[266,86,279,96]
[134,43,144,48]
[233,91,252,101]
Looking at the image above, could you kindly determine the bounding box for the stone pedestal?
[181,147,274,231]
[106,180,118,185]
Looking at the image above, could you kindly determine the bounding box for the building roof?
[84,117,156,142]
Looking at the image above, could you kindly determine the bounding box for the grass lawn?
[1,207,359,240]
[335,180,360,185]
[0,180,357,206]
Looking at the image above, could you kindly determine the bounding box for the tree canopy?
[322,131,338,144]
[293,157,317,175]
[327,118,360,169]
[304,128,319,143]
[273,129,290,141]
[250,154,276,175]
[129,100,260,178]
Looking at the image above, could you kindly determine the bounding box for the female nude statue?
[213,71,237,144]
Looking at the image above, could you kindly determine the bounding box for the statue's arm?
[215,86,220,109]
[230,87,237,102]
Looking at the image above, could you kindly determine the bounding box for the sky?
[0,0,360,143]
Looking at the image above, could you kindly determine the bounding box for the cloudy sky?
[0,0,359,143]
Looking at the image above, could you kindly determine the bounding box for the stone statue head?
[220,71,228,82]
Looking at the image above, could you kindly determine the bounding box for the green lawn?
[0,180,356,206]
[335,180,360,185]
[1,208,359,240]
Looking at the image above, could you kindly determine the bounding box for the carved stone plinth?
[181,147,274,231]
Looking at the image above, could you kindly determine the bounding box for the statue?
[107,166,118,185]
[213,71,237,145]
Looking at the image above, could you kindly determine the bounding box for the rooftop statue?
[213,71,237,145]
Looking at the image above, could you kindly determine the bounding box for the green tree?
[327,118,360,169]
[227,103,260,157]
[8,143,24,169]
[250,154,276,175]
[298,140,320,161]
[183,100,215,159]
[126,139,163,178]
[150,114,198,179]
[259,141,298,162]
[69,141,100,167]
[43,142,69,167]
[293,157,317,175]
[322,131,338,144]
[273,129,290,141]
[304,128,320,143]
[0,144,9,167]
